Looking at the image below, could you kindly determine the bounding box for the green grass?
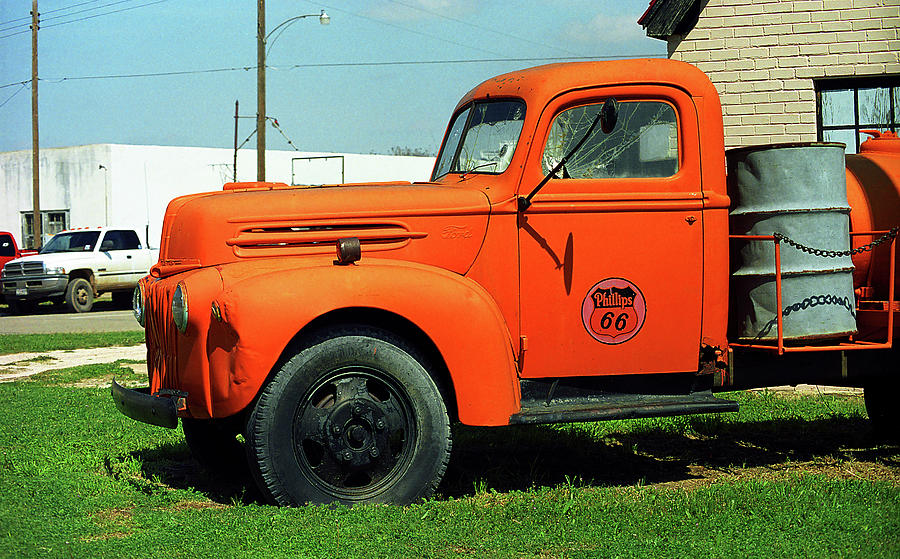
[0,332,145,355]
[1,363,897,558]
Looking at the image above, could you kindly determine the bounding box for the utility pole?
[31,0,41,249]
[256,0,266,181]
[233,100,239,182]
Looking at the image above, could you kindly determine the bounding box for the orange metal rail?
[728,231,896,355]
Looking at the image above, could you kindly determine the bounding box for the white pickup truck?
[1,227,159,313]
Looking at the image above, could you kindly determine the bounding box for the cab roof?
[454,58,719,112]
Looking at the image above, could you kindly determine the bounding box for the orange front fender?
[205,257,520,425]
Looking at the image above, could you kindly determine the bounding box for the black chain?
[754,292,857,339]
[772,226,899,258]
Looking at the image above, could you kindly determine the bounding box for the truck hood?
[157,183,492,276]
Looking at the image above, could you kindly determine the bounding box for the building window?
[816,76,900,153]
[21,210,69,248]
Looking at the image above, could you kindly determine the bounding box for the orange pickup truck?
[113,59,899,506]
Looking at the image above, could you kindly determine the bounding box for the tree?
[389,146,434,157]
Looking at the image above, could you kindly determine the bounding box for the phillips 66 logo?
[581,278,646,344]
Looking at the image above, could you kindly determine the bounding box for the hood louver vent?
[226,221,427,258]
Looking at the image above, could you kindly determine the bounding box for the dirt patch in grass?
[653,455,900,492]
[83,507,134,542]
[65,367,145,389]
[0,346,145,382]
[168,500,228,512]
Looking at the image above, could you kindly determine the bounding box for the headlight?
[132,285,145,327]
[45,265,66,275]
[172,282,188,333]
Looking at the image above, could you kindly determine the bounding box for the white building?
[0,144,436,249]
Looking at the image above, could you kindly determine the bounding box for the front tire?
[111,290,132,309]
[64,278,94,313]
[245,327,451,506]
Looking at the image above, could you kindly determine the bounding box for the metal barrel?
[727,142,857,341]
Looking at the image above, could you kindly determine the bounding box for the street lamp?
[257,3,329,181]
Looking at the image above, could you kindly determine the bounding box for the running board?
[510,378,738,425]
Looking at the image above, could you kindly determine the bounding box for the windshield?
[432,100,526,181]
[40,231,101,254]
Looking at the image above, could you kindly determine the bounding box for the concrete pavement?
[0,309,141,334]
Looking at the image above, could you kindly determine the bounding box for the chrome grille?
[146,281,178,393]
[2,261,44,277]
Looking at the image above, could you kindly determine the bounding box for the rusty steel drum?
[727,142,857,341]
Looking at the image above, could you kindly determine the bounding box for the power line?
[28,54,662,83]
[0,0,167,39]
[42,65,255,81]
[0,83,28,109]
[314,3,506,58]
[0,0,115,33]
[386,0,582,57]
[0,55,664,99]
[0,0,101,27]
[270,118,301,151]
[42,0,168,30]
[43,0,151,24]
[0,80,31,90]
[275,55,664,71]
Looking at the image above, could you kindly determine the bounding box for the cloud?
[561,12,646,45]
[365,0,477,23]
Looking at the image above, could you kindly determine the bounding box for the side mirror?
[600,98,619,134]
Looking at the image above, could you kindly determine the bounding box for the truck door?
[98,230,142,289]
[517,85,705,379]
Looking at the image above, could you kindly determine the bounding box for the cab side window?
[542,101,679,179]
[102,230,142,251]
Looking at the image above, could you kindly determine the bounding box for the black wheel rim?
[292,367,416,500]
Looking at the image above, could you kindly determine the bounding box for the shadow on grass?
[111,442,267,506]
[115,415,898,505]
[442,415,898,497]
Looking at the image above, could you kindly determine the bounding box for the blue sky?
[1,1,666,155]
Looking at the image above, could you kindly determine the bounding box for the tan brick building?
[639,0,900,151]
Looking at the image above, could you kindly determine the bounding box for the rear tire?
[245,326,451,506]
[865,376,898,442]
[64,278,94,313]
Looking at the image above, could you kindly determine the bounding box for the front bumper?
[111,379,186,429]
[1,275,68,301]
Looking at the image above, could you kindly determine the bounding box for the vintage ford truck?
[113,59,898,506]
[2,227,158,313]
